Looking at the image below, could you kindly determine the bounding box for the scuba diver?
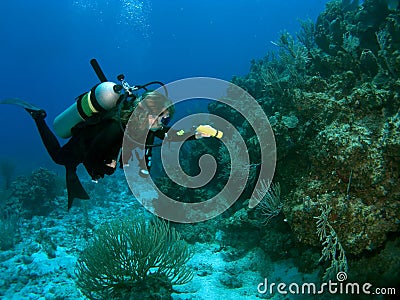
[1,60,223,210]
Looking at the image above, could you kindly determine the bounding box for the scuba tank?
[53,58,167,139]
[53,81,122,139]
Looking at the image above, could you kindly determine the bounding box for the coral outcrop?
[208,0,400,276]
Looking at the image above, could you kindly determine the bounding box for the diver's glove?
[195,125,223,139]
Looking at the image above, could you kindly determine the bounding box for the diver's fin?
[66,168,90,210]
[0,98,42,111]
[0,98,47,120]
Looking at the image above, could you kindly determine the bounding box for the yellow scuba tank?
[53,82,122,138]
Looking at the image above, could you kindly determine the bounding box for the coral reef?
[8,168,64,217]
[0,168,64,251]
[3,1,400,297]
[206,0,400,283]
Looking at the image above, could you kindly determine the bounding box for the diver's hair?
[138,90,175,119]
[123,90,175,133]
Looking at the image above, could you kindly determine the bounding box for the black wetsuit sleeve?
[83,120,123,179]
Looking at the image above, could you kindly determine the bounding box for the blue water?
[7,1,398,299]
[0,0,328,176]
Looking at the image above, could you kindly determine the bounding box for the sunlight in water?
[119,0,152,39]
[72,0,152,39]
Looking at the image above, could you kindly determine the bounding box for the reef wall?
[210,0,400,259]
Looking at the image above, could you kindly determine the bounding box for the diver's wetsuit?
[33,116,123,209]
[32,114,196,210]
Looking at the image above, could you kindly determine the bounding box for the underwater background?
[0,0,326,174]
[1,0,400,299]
